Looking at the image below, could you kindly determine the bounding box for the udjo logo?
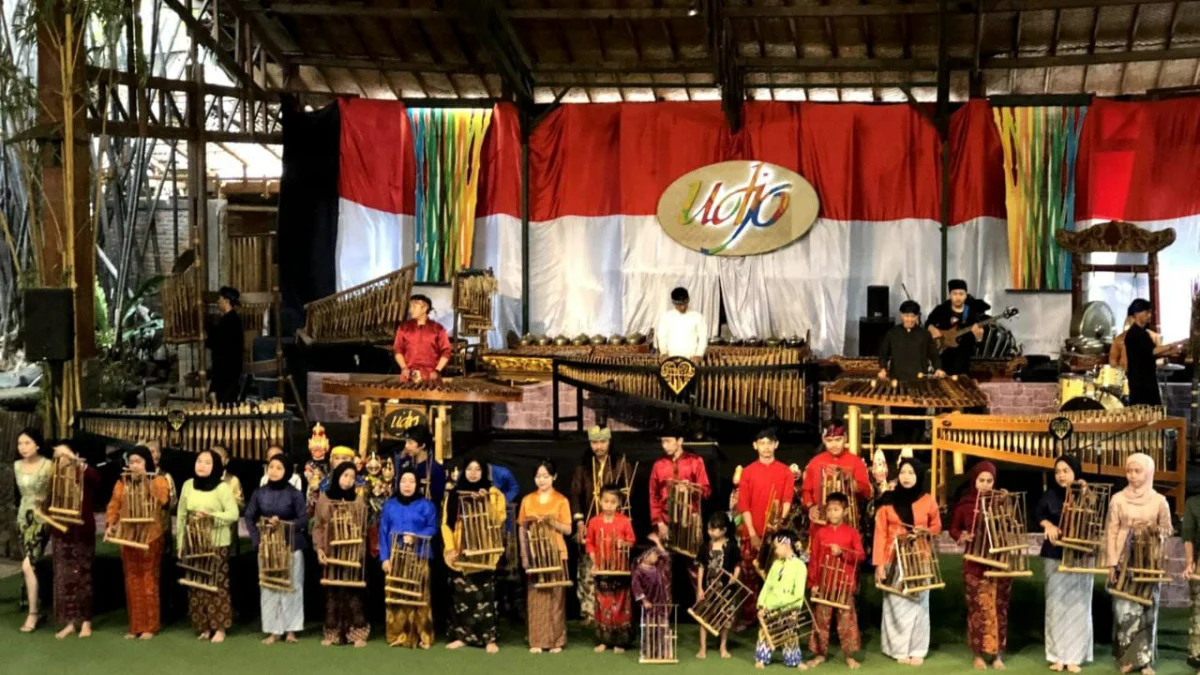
[656,161,819,256]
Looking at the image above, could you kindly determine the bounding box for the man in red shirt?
[392,294,452,382]
[801,425,871,529]
[736,427,794,623]
[649,429,711,541]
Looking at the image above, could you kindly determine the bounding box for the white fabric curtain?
[472,213,523,348]
[335,199,414,291]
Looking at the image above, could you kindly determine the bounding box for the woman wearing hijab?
[873,457,942,665]
[442,453,507,652]
[246,453,309,644]
[949,461,1009,670]
[1106,453,1171,675]
[379,467,438,648]
[519,459,572,653]
[313,463,371,647]
[48,440,101,640]
[104,446,171,639]
[176,448,240,643]
[1036,455,1092,672]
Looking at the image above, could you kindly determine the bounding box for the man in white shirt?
[654,287,708,359]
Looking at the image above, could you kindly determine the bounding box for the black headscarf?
[325,463,358,502]
[394,467,421,505]
[447,456,493,530]
[880,457,927,527]
[127,445,157,475]
[1050,454,1083,499]
[265,454,294,491]
[192,449,224,492]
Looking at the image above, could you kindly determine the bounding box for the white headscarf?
[1122,452,1156,505]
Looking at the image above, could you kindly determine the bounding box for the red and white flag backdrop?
[325,97,1200,355]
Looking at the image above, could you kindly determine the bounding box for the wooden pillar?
[1149,253,1161,333]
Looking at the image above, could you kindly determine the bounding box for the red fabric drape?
[949,100,1006,224]
[475,102,522,219]
[337,98,415,215]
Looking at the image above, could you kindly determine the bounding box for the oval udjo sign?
[656,161,820,256]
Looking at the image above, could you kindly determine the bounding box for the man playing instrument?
[925,279,990,376]
[1119,298,1183,406]
[570,425,635,625]
[801,425,871,535]
[737,428,795,623]
[878,301,944,382]
[392,294,452,382]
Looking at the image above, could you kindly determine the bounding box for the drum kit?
[1058,364,1128,412]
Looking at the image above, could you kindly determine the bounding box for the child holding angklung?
[586,484,637,653]
[805,492,864,670]
[695,512,740,659]
[755,530,807,670]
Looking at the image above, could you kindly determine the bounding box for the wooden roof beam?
[985,46,1200,68]
[161,0,268,96]
[453,0,535,108]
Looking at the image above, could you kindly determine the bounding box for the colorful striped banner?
[992,105,1087,290]
[409,108,493,283]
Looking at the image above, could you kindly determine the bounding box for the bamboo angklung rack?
[666,479,704,558]
[757,601,814,651]
[877,528,945,595]
[179,512,221,593]
[75,400,288,460]
[385,533,432,606]
[1057,482,1112,574]
[962,491,1033,578]
[521,519,573,589]
[257,519,296,592]
[1108,526,1168,607]
[592,529,632,576]
[810,545,862,610]
[810,466,859,527]
[321,501,367,588]
[105,471,161,550]
[458,491,505,571]
[689,568,753,636]
[640,604,679,664]
[33,456,86,533]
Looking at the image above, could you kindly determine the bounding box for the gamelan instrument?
[456,491,505,571]
[1056,482,1112,574]
[33,456,86,533]
[104,471,162,550]
[299,264,416,345]
[824,375,989,409]
[591,529,632,576]
[639,604,679,664]
[961,490,1033,578]
[320,501,367,588]
[809,546,862,611]
[384,533,432,607]
[521,519,573,589]
[757,601,814,651]
[178,512,221,593]
[552,350,809,426]
[75,400,288,459]
[257,519,296,592]
[688,569,753,636]
[1108,526,1168,606]
[666,479,704,558]
[877,528,945,595]
[322,375,524,404]
[933,308,1019,350]
[810,467,859,527]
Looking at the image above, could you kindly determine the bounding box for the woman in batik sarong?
[949,461,1009,670]
[519,459,572,653]
[443,454,506,653]
[49,440,100,640]
[177,448,239,643]
[104,445,171,638]
[313,463,371,646]
[379,468,438,648]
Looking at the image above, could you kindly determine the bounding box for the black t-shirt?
[1125,324,1160,405]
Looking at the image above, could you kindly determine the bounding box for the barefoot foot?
[78,622,91,639]
[139,633,154,640]
[1066,666,1081,674]
[994,659,1006,671]
[262,634,279,645]
[898,658,913,665]
[847,659,862,670]
[595,644,608,653]
[530,648,543,654]
[974,657,989,670]
[198,631,212,641]
[55,624,75,640]
[1141,669,1155,675]
[697,650,707,659]
[755,662,766,670]
[721,650,732,659]
[1051,664,1065,672]
[19,614,39,633]
[321,638,334,646]
[448,640,466,650]
[285,633,298,644]
[125,633,138,640]
[353,640,367,648]
[910,658,925,666]
[550,647,562,654]
[211,630,226,644]
[613,647,625,654]
[486,642,499,654]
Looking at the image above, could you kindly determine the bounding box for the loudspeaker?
[867,285,889,320]
[23,288,74,362]
[859,317,895,357]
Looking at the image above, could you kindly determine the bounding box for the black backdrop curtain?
[278,97,340,315]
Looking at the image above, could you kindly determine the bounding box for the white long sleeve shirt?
[655,309,708,359]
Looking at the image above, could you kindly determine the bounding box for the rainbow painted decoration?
[656,161,820,256]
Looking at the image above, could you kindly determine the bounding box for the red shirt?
[649,452,711,526]
[801,451,871,508]
[392,319,452,374]
[737,459,795,535]
[808,522,864,591]
[586,512,636,563]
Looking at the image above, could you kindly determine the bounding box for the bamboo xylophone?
[1108,526,1168,606]
[962,491,1033,578]
[592,530,632,576]
[385,533,432,607]
[521,520,573,589]
[179,513,221,593]
[75,401,288,460]
[1057,482,1112,574]
[757,602,814,651]
[105,471,162,550]
[300,264,416,345]
[809,546,862,611]
[321,375,523,404]
[877,529,945,595]
[33,456,86,533]
[321,501,367,588]
[666,480,704,559]
[824,375,989,409]
[640,604,679,664]
[689,569,753,636]
[258,519,296,592]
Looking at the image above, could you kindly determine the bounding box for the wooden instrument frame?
[384,533,432,607]
[257,518,296,592]
[521,519,573,589]
[320,501,367,588]
[33,456,86,533]
[458,491,505,571]
[105,471,161,550]
[688,569,753,636]
[666,479,704,559]
[179,512,221,593]
[809,545,862,611]
[961,490,1033,578]
[299,263,417,345]
[757,602,814,651]
[639,604,679,664]
[75,401,288,460]
[1108,526,1168,606]
[877,528,946,595]
[591,529,632,577]
[1056,482,1112,574]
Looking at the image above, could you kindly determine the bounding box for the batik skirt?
[881,590,930,660]
[122,537,164,634]
[1113,591,1159,670]
[53,535,94,625]
[964,570,1011,659]
[527,585,567,649]
[595,575,632,647]
[1043,558,1094,666]
[448,569,498,647]
[187,547,233,633]
[324,587,370,645]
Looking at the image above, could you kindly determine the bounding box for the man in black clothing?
[878,300,944,382]
[206,286,244,403]
[1123,298,1182,406]
[925,279,991,376]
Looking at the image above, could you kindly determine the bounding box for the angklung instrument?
[1108,525,1168,606]
[320,501,367,588]
[757,601,814,651]
[666,479,704,559]
[105,470,162,550]
[75,400,288,460]
[1056,482,1112,574]
[257,519,296,592]
[178,512,221,593]
[299,264,416,345]
[591,529,632,576]
[961,490,1033,578]
[754,489,787,578]
[33,455,86,533]
[520,519,573,589]
[384,533,432,606]
[639,604,679,664]
[876,527,945,595]
[688,568,753,636]
[810,467,859,527]
[455,491,505,572]
[809,545,862,611]
[586,455,638,520]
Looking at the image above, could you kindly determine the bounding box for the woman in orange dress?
[518,459,572,653]
[105,446,171,639]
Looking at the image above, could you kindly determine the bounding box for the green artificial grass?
[0,553,1193,675]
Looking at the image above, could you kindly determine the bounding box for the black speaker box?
[859,317,895,358]
[23,288,74,362]
[867,285,889,320]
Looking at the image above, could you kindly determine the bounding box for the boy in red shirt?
[806,492,864,670]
